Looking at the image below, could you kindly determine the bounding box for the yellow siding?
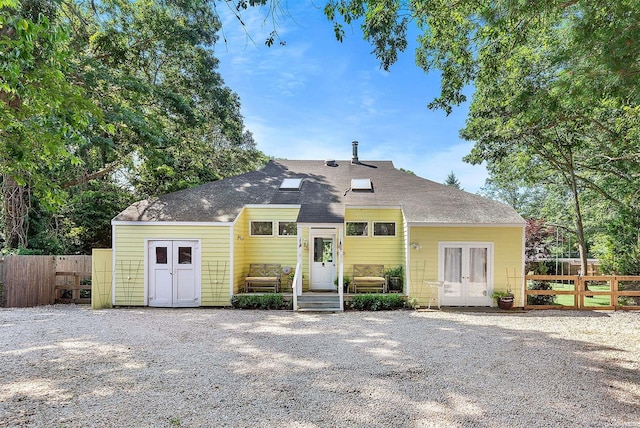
[343,208,406,278]
[408,226,524,307]
[113,224,231,306]
[237,207,301,291]
[92,249,113,309]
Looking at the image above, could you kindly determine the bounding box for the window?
[178,247,192,264]
[351,178,372,190]
[346,222,368,236]
[279,178,303,190]
[155,247,168,264]
[250,221,273,236]
[278,222,297,236]
[373,222,396,236]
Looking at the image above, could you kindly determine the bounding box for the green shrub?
[527,280,556,305]
[231,293,289,309]
[350,293,405,311]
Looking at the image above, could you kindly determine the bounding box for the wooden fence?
[1,255,92,308]
[525,275,640,310]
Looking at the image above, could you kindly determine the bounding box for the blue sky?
[215,2,487,193]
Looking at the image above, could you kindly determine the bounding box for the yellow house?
[112,142,525,311]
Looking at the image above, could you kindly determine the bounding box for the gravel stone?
[1,306,639,427]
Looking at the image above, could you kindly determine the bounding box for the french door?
[310,231,336,291]
[439,242,492,306]
[148,240,200,307]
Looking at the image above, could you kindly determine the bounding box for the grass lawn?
[528,281,613,307]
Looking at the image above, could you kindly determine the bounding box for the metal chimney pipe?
[351,141,359,164]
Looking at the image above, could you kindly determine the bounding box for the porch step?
[297,294,342,312]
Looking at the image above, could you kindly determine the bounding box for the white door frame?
[146,239,201,307]
[309,229,337,291]
[438,241,493,306]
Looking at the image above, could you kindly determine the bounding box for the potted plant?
[334,276,352,293]
[492,290,514,310]
[385,265,404,292]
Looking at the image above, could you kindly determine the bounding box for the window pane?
[444,248,462,283]
[373,222,395,236]
[314,238,333,262]
[469,248,487,283]
[155,247,168,264]
[178,247,192,264]
[346,222,368,236]
[251,221,273,236]
[278,222,297,236]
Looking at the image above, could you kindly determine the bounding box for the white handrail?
[292,261,302,311]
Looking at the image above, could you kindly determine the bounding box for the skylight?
[351,178,372,190]
[280,178,303,190]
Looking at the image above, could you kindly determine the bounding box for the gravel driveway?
[1,306,639,428]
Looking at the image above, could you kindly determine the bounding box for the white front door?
[148,240,200,307]
[439,242,492,306]
[310,233,336,291]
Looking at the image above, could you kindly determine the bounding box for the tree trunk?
[566,150,590,292]
[2,174,30,250]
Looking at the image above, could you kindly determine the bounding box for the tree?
[62,0,266,195]
[323,0,640,274]
[478,179,546,220]
[1,0,268,253]
[0,0,99,249]
[525,219,554,270]
[443,171,461,189]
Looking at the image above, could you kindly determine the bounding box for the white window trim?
[249,220,274,237]
[372,221,397,237]
[345,221,369,237]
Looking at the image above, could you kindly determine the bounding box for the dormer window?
[280,178,303,190]
[351,178,372,191]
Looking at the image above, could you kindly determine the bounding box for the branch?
[61,163,119,189]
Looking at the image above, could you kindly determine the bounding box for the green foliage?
[0,0,268,253]
[324,0,640,275]
[444,171,462,190]
[0,0,99,248]
[527,281,556,306]
[333,276,351,286]
[591,211,640,275]
[405,297,418,309]
[384,265,403,279]
[491,290,513,301]
[231,293,290,310]
[349,293,405,311]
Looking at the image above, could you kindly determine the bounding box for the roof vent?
[325,159,337,167]
[351,141,360,164]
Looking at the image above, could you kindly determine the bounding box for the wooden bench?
[352,264,387,293]
[244,264,282,293]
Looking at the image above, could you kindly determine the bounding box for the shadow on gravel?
[0,307,638,427]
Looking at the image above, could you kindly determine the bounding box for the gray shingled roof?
[114,160,524,225]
